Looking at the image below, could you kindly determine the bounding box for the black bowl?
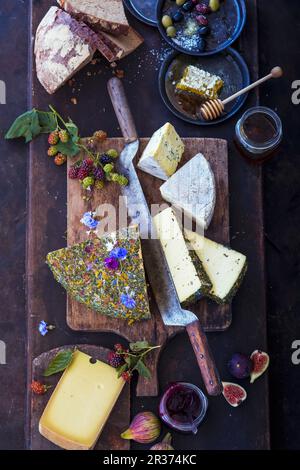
[159,48,250,125]
[156,0,246,56]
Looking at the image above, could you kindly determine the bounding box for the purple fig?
[227,353,252,379]
[150,433,174,451]
[121,412,161,444]
[250,350,270,383]
[222,382,247,407]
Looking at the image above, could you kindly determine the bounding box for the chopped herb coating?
[46,226,151,325]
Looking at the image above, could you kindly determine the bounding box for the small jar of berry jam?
[159,382,208,434]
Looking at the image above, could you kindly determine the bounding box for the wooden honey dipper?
[200,66,283,121]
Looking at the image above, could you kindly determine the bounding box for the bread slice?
[58,0,130,36]
[98,27,144,62]
[34,7,98,94]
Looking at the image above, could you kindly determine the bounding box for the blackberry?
[82,158,94,171]
[121,371,132,383]
[48,131,59,145]
[100,154,113,165]
[54,153,67,166]
[93,167,105,180]
[47,146,58,157]
[107,351,124,368]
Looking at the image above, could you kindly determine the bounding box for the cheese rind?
[153,208,211,305]
[160,153,216,230]
[138,123,184,181]
[39,350,124,450]
[184,229,247,304]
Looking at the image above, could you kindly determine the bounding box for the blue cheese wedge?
[160,153,216,230]
[153,208,211,305]
[184,229,247,304]
[138,123,184,181]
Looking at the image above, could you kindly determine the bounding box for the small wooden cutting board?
[67,137,230,396]
[30,345,130,450]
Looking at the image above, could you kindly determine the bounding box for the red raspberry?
[48,131,59,145]
[107,351,124,368]
[196,14,208,25]
[121,371,132,383]
[31,381,50,395]
[68,166,79,179]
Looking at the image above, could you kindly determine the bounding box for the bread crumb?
[70,97,78,105]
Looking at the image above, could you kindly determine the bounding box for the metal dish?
[159,48,250,125]
[123,0,158,27]
[156,0,246,56]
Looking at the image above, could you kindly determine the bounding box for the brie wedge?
[153,207,211,305]
[160,153,216,230]
[138,123,184,180]
[184,229,247,304]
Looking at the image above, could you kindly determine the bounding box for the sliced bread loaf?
[58,0,129,36]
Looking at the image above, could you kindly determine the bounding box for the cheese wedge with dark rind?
[184,229,247,304]
[153,207,211,305]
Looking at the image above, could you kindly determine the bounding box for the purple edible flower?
[80,212,99,230]
[104,257,120,271]
[120,293,136,309]
[110,247,128,260]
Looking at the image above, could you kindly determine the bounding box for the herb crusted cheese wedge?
[153,207,211,306]
[184,229,247,304]
[138,123,184,181]
[46,226,151,324]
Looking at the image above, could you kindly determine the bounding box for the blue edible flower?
[120,293,136,309]
[110,247,128,260]
[80,212,99,230]
[38,320,55,336]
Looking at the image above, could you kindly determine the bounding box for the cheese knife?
[107,77,222,396]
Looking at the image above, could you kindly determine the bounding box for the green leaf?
[66,120,79,142]
[116,363,128,378]
[56,139,80,158]
[37,111,57,134]
[43,349,74,377]
[135,360,151,379]
[5,109,41,143]
[129,341,151,353]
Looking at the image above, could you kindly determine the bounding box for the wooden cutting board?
[67,137,230,396]
[30,345,130,450]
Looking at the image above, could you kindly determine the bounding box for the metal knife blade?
[119,159,197,327]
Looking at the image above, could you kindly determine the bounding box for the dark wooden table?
[2,0,299,450]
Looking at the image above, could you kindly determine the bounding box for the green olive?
[166,26,177,38]
[162,15,173,28]
[209,0,220,12]
[176,0,185,6]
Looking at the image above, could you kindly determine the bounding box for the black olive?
[172,10,184,22]
[198,25,210,36]
[182,1,194,12]
[198,38,206,52]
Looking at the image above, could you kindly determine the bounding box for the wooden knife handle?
[107,77,138,143]
[186,320,223,396]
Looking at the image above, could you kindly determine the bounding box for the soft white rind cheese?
[138,123,184,180]
[153,207,202,303]
[184,229,247,303]
[160,153,216,230]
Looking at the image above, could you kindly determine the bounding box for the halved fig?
[250,350,270,383]
[222,382,247,407]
